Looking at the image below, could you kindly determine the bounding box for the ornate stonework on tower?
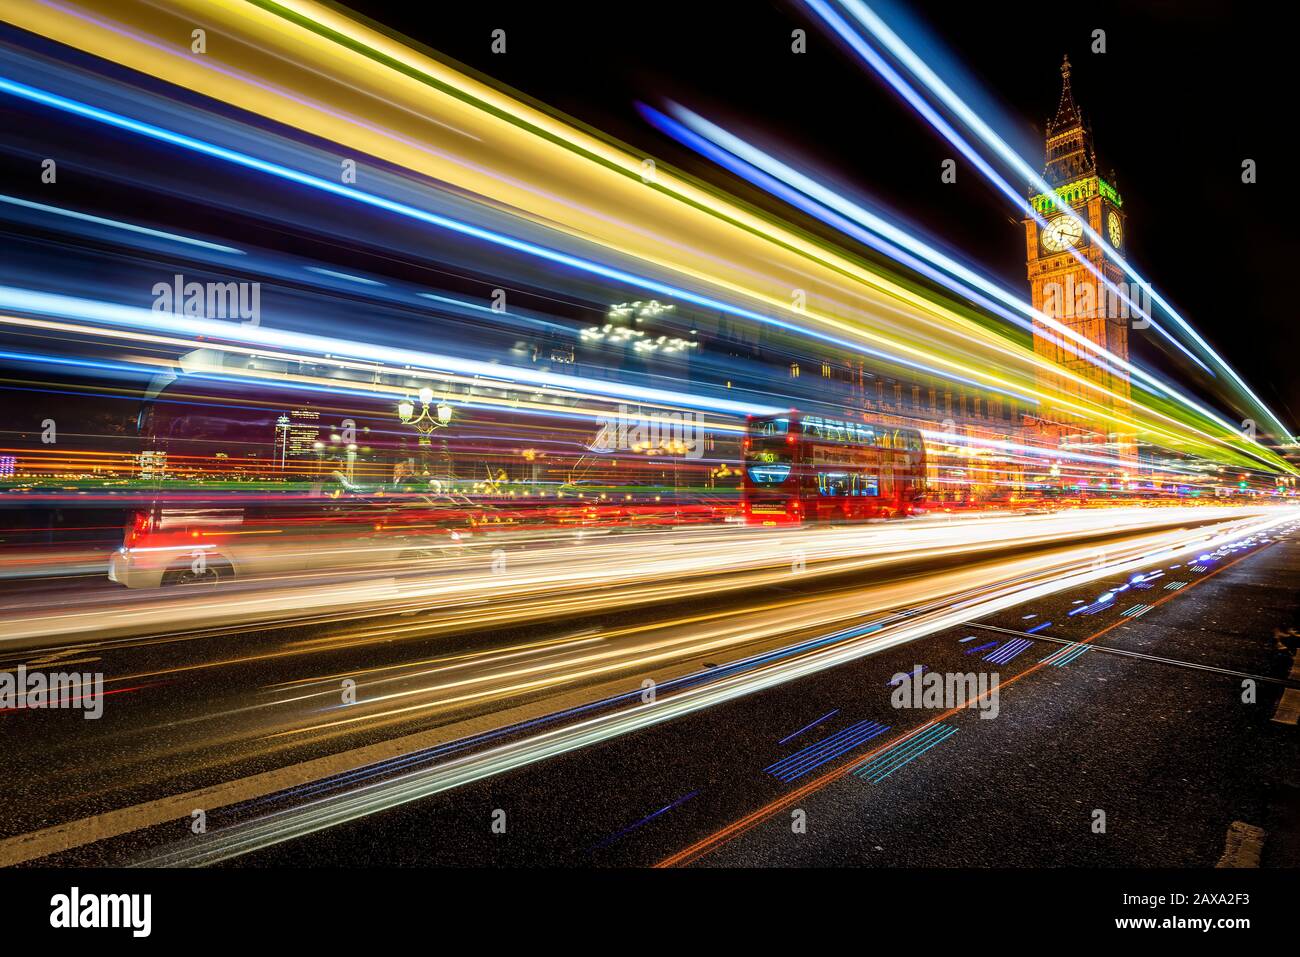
[1024,56,1133,457]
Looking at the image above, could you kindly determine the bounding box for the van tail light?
[124,510,154,548]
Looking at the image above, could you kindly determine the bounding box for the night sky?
[353,0,1298,430]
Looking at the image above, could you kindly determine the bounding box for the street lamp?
[398,388,454,490]
[398,388,453,444]
[276,414,291,471]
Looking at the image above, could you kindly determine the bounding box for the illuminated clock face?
[1107,211,1122,248]
[1041,214,1084,252]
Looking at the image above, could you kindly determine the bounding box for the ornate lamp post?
[397,387,453,490]
[397,387,452,445]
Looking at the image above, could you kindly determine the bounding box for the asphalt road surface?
[2,507,1295,866]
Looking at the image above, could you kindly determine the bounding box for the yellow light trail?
[0,1,1286,473]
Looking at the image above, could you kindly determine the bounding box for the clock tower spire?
[1024,56,1132,459]
[1044,56,1096,186]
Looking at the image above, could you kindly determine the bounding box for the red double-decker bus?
[742,412,927,524]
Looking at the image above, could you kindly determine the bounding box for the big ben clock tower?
[1024,56,1132,452]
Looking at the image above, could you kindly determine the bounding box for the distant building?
[138,450,167,480]
[283,409,322,458]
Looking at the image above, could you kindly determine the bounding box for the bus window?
[756,417,789,437]
[816,471,851,496]
[746,462,792,485]
[853,472,880,496]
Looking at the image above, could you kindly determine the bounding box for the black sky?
[353,1,1296,426]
